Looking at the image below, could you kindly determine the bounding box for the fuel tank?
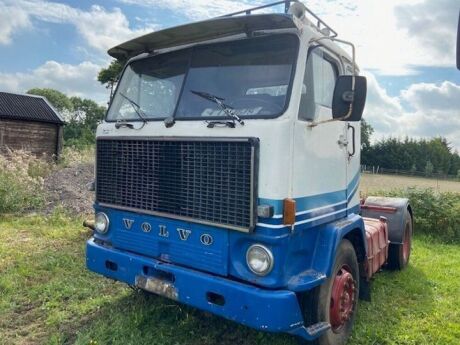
[363,217,389,279]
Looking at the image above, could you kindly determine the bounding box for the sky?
[0,0,459,148]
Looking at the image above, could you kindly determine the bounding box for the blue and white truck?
[84,2,414,344]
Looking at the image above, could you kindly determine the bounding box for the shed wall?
[0,119,60,157]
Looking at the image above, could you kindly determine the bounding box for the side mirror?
[332,75,367,122]
[457,11,460,70]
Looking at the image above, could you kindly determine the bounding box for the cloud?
[119,0,359,21]
[119,0,262,20]
[315,0,458,74]
[0,60,109,104]
[401,81,460,112]
[364,72,460,150]
[362,72,402,133]
[394,0,458,66]
[120,0,459,75]
[3,0,458,74]
[0,2,31,44]
[0,0,156,52]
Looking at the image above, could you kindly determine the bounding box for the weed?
[59,146,94,168]
[0,150,48,213]
[370,188,460,243]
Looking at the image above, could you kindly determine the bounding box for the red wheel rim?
[403,225,410,263]
[330,265,357,333]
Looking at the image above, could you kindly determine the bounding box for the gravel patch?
[43,163,95,215]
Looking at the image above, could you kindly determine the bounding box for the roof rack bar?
[221,0,298,18]
[303,6,338,38]
[220,1,337,38]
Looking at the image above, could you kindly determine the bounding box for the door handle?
[348,124,356,158]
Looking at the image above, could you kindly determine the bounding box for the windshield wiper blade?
[191,90,244,126]
[118,92,148,124]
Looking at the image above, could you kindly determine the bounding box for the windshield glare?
[106,34,298,122]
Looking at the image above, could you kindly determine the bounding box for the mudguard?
[360,197,412,244]
[285,214,366,292]
[311,214,366,279]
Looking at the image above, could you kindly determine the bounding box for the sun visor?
[108,14,298,60]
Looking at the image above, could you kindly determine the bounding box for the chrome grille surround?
[96,137,259,232]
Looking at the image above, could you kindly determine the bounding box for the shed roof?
[0,92,64,125]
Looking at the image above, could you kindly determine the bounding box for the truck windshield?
[106,34,298,122]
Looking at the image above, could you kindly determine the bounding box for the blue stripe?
[348,171,360,193]
[257,172,361,229]
[256,206,351,230]
[258,189,346,218]
[295,201,347,222]
[348,204,360,215]
[297,208,347,228]
[347,172,360,203]
[295,190,347,213]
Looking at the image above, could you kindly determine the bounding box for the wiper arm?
[191,90,244,126]
[118,92,148,124]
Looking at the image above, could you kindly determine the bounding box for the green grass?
[0,214,459,345]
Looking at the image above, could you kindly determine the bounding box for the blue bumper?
[86,238,325,341]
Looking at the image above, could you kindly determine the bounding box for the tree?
[361,135,460,176]
[26,88,106,148]
[97,59,125,98]
[361,119,374,151]
[64,97,106,147]
[27,88,73,114]
[425,160,434,177]
[360,119,374,165]
[69,97,106,130]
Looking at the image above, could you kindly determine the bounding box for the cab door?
[345,120,361,213]
[293,47,348,222]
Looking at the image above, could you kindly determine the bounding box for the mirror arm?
[307,37,357,128]
[307,103,352,127]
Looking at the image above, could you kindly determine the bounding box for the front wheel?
[299,239,359,345]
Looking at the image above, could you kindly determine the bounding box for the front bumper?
[86,238,327,341]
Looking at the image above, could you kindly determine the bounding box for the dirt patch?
[43,163,95,215]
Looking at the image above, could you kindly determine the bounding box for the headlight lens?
[246,244,274,276]
[94,212,109,234]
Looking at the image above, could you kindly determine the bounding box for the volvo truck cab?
[85,2,413,344]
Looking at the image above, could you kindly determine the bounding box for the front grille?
[96,138,258,231]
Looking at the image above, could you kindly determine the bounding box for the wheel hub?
[330,265,356,332]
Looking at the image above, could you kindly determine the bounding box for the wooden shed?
[0,92,64,158]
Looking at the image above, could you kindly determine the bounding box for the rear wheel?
[299,240,359,345]
[388,210,412,270]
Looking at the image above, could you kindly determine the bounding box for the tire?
[298,239,359,345]
[388,209,412,270]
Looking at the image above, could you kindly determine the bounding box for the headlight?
[246,244,274,276]
[94,212,109,234]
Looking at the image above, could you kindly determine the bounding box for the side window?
[298,49,338,121]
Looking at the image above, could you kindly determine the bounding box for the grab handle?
[348,124,356,158]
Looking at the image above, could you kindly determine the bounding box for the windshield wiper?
[191,90,245,126]
[116,92,148,128]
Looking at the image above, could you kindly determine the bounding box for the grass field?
[360,173,460,194]
[1,213,459,345]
